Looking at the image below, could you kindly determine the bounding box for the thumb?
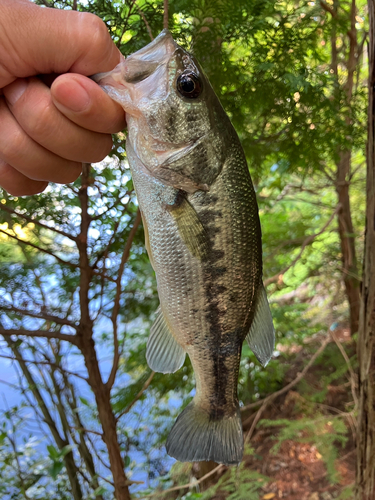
[0,0,121,86]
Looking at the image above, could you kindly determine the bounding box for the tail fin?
[166,401,243,465]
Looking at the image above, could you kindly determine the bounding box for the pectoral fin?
[146,307,186,373]
[167,194,209,260]
[246,284,275,367]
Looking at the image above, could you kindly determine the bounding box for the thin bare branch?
[137,5,154,40]
[320,0,337,18]
[92,218,121,270]
[0,204,77,241]
[0,328,78,345]
[0,378,20,390]
[139,463,224,498]
[91,193,129,221]
[60,371,105,487]
[244,399,268,445]
[241,334,331,413]
[0,303,77,328]
[0,354,88,382]
[116,371,155,421]
[163,0,168,29]
[72,426,103,437]
[106,210,142,390]
[116,0,137,49]
[330,329,358,409]
[4,338,83,500]
[0,228,78,269]
[8,432,31,500]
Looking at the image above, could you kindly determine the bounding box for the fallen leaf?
[263,494,276,499]
[309,493,319,500]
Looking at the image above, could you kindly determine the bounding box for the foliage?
[0,405,72,499]
[152,449,269,500]
[196,463,269,500]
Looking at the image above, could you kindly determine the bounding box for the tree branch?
[8,432,31,500]
[77,163,93,332]
[91,194,129,221]
[0,328,78,345]
[320,0,337,18]
[116,371,155,421]
[0,204,77,241]
[106,209,142,390]
[116,0,137,49]
[137,5,154,40]
[92,217,121,271]
[76,165,132,500]
[139,463,224,498]
[163,0,168,29]
[0,353,87,382]
[4,338,83,500]
[0,303,77,328]
[0,229,78,269]
[241,335,331,414]
[330,329,358,408]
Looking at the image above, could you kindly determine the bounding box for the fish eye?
[176,72,202,99]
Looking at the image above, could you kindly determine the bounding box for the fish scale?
[95,29,275,465]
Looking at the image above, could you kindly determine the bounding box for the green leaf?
[48,461,64,480]
[93,486,107,495]
[46,445,60,460]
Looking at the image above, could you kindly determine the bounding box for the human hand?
[0,0,126,196]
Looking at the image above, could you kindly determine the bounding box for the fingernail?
[5,79,28,105]
[53,80,90,113]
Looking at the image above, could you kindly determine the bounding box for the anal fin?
[146,307,186,373]
[246,284,275,367]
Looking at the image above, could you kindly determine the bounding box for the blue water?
[0,337,176,497]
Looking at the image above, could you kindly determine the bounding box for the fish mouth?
[93,30,177,88]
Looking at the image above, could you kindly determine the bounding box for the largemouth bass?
[95,30,274,465]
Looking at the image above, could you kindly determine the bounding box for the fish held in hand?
[94,30,275,465]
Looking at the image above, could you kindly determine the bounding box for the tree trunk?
[77,165,131,500]
[355,0,375,497]
[336,150,361,334]
[79,330,132,500]
[329,0,361,335]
